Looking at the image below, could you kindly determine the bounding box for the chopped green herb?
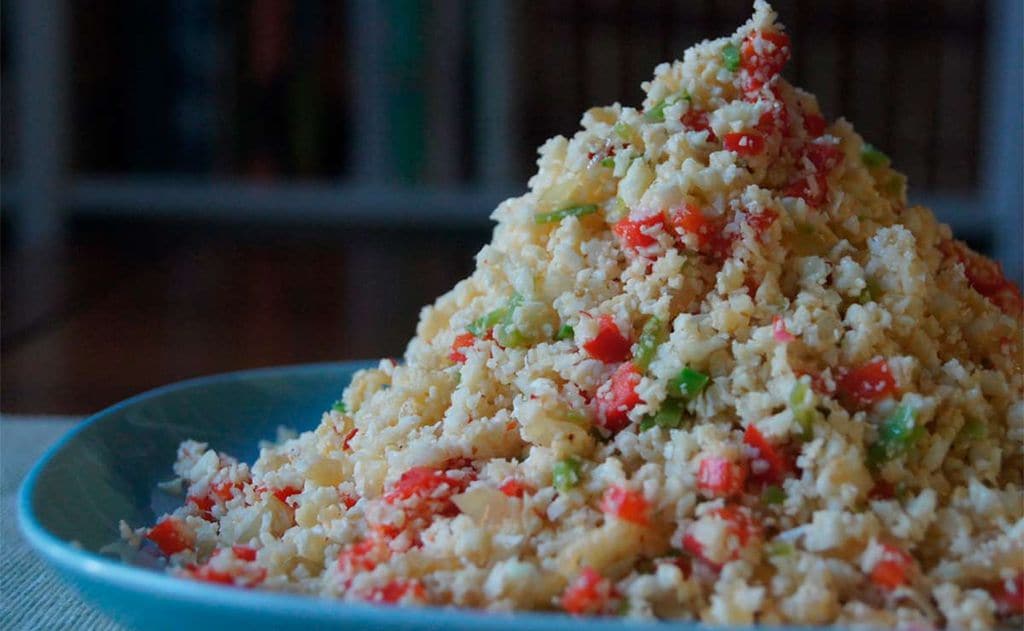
[614,121,634,141]
[789,381,810,408]
[789,382,817,441]
[556,323,574,341]
[553,457,582,492]
[867,405,923,468]
[861,143,890,168]
[331,399,347,413]
[470,293,529,347]
[766,541,794,557]
[668,367,710,400]
[640,399,686,431]
[762,485,786,505]
[858,277,882,304]
[468,306,506,337]
[493,293,528,347]
[959,418,986,441]
[643,92,688,123]
[534,203,599,225]
[722,43,741,72]
[794,408,816,440]
[634,317,666,370]
[600,156,616,168]
[644,99,668,123]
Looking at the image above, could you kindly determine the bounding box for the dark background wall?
[2,0,1021,414]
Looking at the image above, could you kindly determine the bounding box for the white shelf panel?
[68,177,522,228]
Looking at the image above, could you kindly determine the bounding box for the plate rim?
[16,360,692,629]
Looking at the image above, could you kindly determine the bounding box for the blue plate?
[18,361,689,631]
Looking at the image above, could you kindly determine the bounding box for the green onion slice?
[643,92,690,124]
[867,405,923,468]
[634,317,666,370]
[722,43,741,72]
[553,457,582,492]
[534,203,599,225]
[762,485,786,505]
[861,143,890,168]
[668,367,709,400]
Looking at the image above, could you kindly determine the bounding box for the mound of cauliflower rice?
[126,3,1023,627]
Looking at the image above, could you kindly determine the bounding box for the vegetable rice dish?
[125,3,1023,627]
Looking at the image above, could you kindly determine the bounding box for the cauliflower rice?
[127,3,1024,627]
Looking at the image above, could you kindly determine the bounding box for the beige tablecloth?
[1,416,122,630]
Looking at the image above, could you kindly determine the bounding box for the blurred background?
[2,0,1021,414]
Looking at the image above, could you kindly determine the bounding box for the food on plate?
[125,2,1023,626]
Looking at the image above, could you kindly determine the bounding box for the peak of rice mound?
[137,3,1023,626]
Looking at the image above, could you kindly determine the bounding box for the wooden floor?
[1,219,488,414]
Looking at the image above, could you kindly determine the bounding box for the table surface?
[1,221,485,415]
[1,416,122,630]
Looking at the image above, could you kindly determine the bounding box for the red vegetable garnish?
[745,207,778,238]
[803,113,827,137]
[740,29,791,91]
[562,567,614,615]
[667,204,736,260]
[870,542,914,590]
[499,478,533,498]
[784,173,829,208]
[188,480,240,520]
[868,479,896,500]
[342,428,358,451]
[583,315,632,364]
[385,466,470,505]
[337,538,389,576]
[231,545,257,562]
[681,109,716,140]
[188,494,215,519]
[723,131,765,157]
[365,579,427,605]
[449,332,476,363]
[836,358,897,408]
[805,141,844,172]
[697,457,747,497]
[784,141,844,208]
[382,460,477,530]
[599,485,650,526]
[186,563,235,585]
[683,505,759,567]
[613,214,665,250]
[744,424,790,484]
[940,238,1023,316]
[665,555,693,579]
[772,315,795,342]
[146,517,193,556]
[990,573,1024,617]
[595,361,643,434]
[272,486,302,506]
[668,204,717,248]
[340,492,359,509]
